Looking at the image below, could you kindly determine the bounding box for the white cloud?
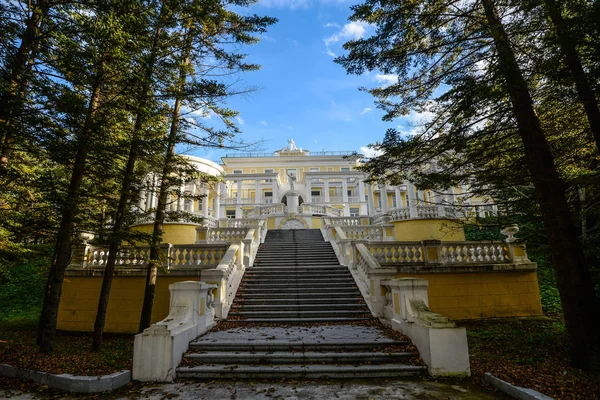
[326,48,336,58]
[280,124,293,130]
[258,0,310,8]
[324,22,340,28]
[374,74,399,86]
[360,107,372,115]
[324,21,368,47]
[236,116,245,125]
[360,146,383,158]
[182,106,213,119]
[324,21,369,57]
[397,106,436,136]
[260,120,268,126]
[291,40,300,47]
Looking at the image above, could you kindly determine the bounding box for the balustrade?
[169,245,227,268]
[368,242,424,264]
[417,205,439,218]
[389,207,410,221]
[439,242,509,264]
[342,226,383,241]
[300,203,343,217]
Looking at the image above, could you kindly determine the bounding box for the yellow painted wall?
[57,276,203,333]
[133,223,197,244]
[393,219,465,241]
[311,218,322,229]
[267,217,276,229]
[393,271,543,320]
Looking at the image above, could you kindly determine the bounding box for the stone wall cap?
[383,278,429,288]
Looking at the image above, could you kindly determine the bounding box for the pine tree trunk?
[482,0,599,369]
[138,26,193,333]
[543,0,600,152]
[38,56,105,354]
[91,7,166,351]
[0,0,49,170]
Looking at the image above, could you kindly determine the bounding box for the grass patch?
[460,317,600,400]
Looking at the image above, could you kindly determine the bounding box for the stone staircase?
[229,229,370,323]
[177,229,426,379]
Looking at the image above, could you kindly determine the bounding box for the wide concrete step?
[231,304,367,311]
[176,364,426,379]
[240,288,360,294]
[184,352,412,364]
[232,317,373,323]
[189,338,402,351]
[237,297,363,304]
[243,272,352,278]
[236,292,362,299]
[241,282,357,287]
[254,262,341,266]
[255,253,338,258]
[242,279,355,285]
[228,310,370,317]
[248,268,348,273]
[243,279,354,285]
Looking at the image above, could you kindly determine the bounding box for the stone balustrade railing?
[133,212,218,227]
[366,240,513,266]
[244,203,287,218]
[389,207,410,221]
[322,216,371,226]
[200,243,244,319]
[196,227,249,243]
[381,278,470,377]
[70,243,229,272]
[224,218,266,228]
[299,203,343,217]
[342,225,384,241]
[133,281,216,382]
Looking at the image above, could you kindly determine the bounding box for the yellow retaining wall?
[57,275,202,333]
[393,271,543,320]
[311,218,322,229]
[393,219,465,242]
[133,223,197,244]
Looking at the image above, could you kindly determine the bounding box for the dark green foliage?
[0,246,52,322]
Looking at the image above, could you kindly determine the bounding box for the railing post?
[196,226,209,243]
[421,240,441,265]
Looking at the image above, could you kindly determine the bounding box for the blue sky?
[185,0,427,162]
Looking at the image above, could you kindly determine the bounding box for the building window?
[392,193,397,208]
[310,168,320,172]
[184,199,192,212]
[341,167,350,172]
[265,191,273,203]
[350,207,360,216]
[347,189,353,197]
[233,170,242,174]
[226,210,236,219]
[264,169,273,183]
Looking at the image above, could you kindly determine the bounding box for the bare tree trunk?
[543,0,600,152]
[138,26,193,333]
[91,8,167,350]
[482,0,599,369]
[38,56,105,354]
[0,0,49,170]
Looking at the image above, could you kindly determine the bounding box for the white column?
[407,182,418,218]
[367,183,376,216]
[306,178,312,203]
[324,178,330,203]
[434,191,446,217]
[202,189,209,216]
[272,179,278,204]
[255,179,261,204]
[177,179,185,211]
[236,180,243,218]
[342,178,349,216]
[138,187,147,211]
[358,179,367,215]
[214,183,222,219]
[380,184,389,213]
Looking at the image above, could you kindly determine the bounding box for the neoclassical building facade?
[136,139,497,232]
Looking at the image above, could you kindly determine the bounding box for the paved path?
[193,324,396,344]
[2,379,506,399]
